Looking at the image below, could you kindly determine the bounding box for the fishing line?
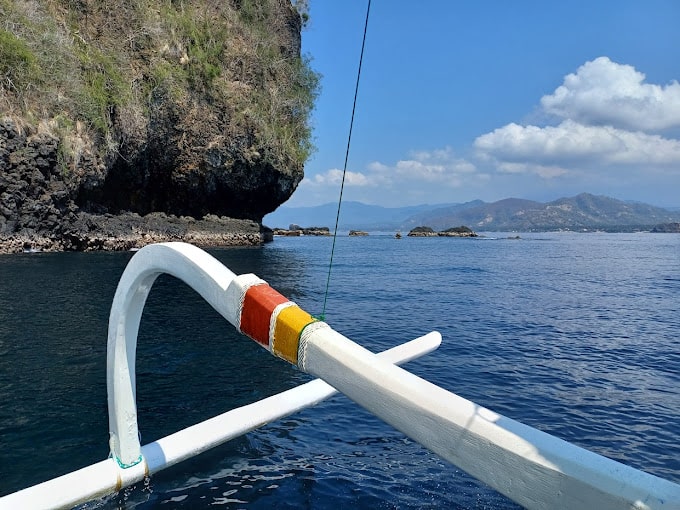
[318,0,371,321]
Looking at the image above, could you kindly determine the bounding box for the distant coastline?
[264,194,680,233]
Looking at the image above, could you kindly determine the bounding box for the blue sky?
[285,0,680,209]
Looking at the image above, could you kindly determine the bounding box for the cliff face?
[0,0,317,250]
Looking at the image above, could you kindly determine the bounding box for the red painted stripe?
[240,284,289,347]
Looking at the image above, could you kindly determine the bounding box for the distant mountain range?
[263,193,680,232]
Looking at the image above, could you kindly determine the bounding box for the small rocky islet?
[270,225,478,237]
[406,226,478,237]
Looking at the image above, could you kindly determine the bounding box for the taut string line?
[318,0,371,320]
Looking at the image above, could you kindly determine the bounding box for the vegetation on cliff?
[1,0,319,227]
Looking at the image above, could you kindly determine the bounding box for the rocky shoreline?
[0,212,269,254]
[651,222,680,233]
[0,117,274,255]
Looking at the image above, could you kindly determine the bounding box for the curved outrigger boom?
[2,242,679,510]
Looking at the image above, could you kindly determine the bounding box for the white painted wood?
[0,334,440,510]
[299,326,680,510]
[107,242,239,467]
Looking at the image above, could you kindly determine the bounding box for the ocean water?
[0,232,678,508]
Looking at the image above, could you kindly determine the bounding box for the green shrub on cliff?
[0,0,319,172]
[76,44,130,137]
[150,0,319,167]
[0,29,43,95]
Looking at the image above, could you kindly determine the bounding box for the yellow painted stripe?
[272,305,316,364]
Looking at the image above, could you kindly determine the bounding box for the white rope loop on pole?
[107,242,239,468]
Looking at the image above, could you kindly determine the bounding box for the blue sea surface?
[0,232,678,508]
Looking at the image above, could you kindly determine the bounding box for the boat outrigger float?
[2,242,679,509]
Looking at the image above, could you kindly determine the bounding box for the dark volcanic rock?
[302,226,330,236]
[407,226,437,237]
[439,226,477,237]
[271,225,330,236]
[91,94,302,221]
[651,222,680,233]
[407,225,477,237]
[0,120,82,237]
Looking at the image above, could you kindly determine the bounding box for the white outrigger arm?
[1,242,679,510]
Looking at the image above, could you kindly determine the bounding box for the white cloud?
[307,148,476,188]
[475,119,680,170]
[366,161,389,173]
[308,168,374,187]
[388,147,476,182]
[475,57,680,181]
[540,56,680,132]
[292,149,480,206]
[496,162,568,178]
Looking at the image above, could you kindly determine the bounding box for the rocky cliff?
[0,0,317,252]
